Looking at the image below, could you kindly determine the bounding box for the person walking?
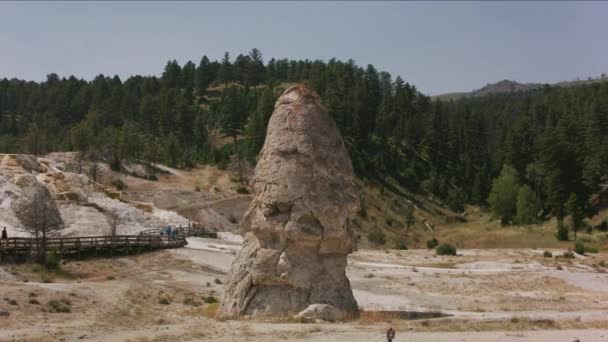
[386,327,396,342]
[1,227,7,240]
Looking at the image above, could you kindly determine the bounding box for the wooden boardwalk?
[0,235,186,260]
[0,226,216,260]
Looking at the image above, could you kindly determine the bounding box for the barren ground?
[2,237,608,342]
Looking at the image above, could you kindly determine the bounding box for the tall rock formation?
[218,85,359,318]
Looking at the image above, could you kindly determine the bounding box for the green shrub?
[585,246,599,254]
[395,241,408,250]
[45,249,60,270]
[28,298,40,305]
[183,296,200,307]
[367,228,386,246]
[194,185,201,192]
[158,297,171,305]
[574,241,585,255]
[555,221,569,241]
[562,251,575,259]
[436,243,457,256]
[236,187,249,194]
[203,295,218,304]
[598,220,608,232]
[40,274,54,283]
[426,238,439,249]
[543,250,553,258]
[47,299,71,313]
[111,178,127,190]
[358,196,367,218]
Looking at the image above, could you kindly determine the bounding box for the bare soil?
[2,238,607,341]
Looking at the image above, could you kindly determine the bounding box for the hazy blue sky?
[0,1,606,95]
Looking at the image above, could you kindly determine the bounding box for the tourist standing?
[386,327,396,342]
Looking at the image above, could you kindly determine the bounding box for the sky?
[0,1,606,95]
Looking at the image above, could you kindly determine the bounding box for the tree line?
[0,49,606,230]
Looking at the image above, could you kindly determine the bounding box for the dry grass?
[202,302,220,319]
[430,210,608,250]
[382,317,608,332]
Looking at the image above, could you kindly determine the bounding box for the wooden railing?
[139,225,218,239]
[0,234,187,259]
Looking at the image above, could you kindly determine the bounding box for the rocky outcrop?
[296,304,346,322]
[0,154,64,235]
[11,184,64,234]
[218,85,359,318]
[0,153,189,237]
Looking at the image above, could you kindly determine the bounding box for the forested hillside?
[0,49,606,225]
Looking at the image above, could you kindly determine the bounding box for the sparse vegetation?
[236,187,249,194]
[436,243,457,256]
[574,241,585,255]
[586,246,599,254]
[556,221,569,241]
[367,228,386,246]
[562,251,575,259]
[426,238,439,249]
[111,178,127,190]
[45,249,60,270]
[203,295,218,304]
[395,240,408,250]
[158,297,172,305]
[183,296,201,307]
[202,302,220,319]
[46,298,72,313]
[543,250,553,258]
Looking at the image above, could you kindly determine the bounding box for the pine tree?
[565,192,584,241]
[217,52,232,85]
[195,55,213,95]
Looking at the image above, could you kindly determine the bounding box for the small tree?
[13,186,63,264]
[565,193,584,240]
[405,206,415,233]
[487,165,519,224]
[515,185,541,224]
[88,162,101,183]
[555,219,569,241]
[105,209,122,238]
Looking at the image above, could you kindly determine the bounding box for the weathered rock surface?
[296,304,346,322]
[218,85,359,318]
[0,153,189,237]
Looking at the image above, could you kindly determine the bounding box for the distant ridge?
[432,73,608,101]
[470,79,543,97]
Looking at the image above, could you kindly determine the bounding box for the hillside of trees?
[0,48,606,229]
